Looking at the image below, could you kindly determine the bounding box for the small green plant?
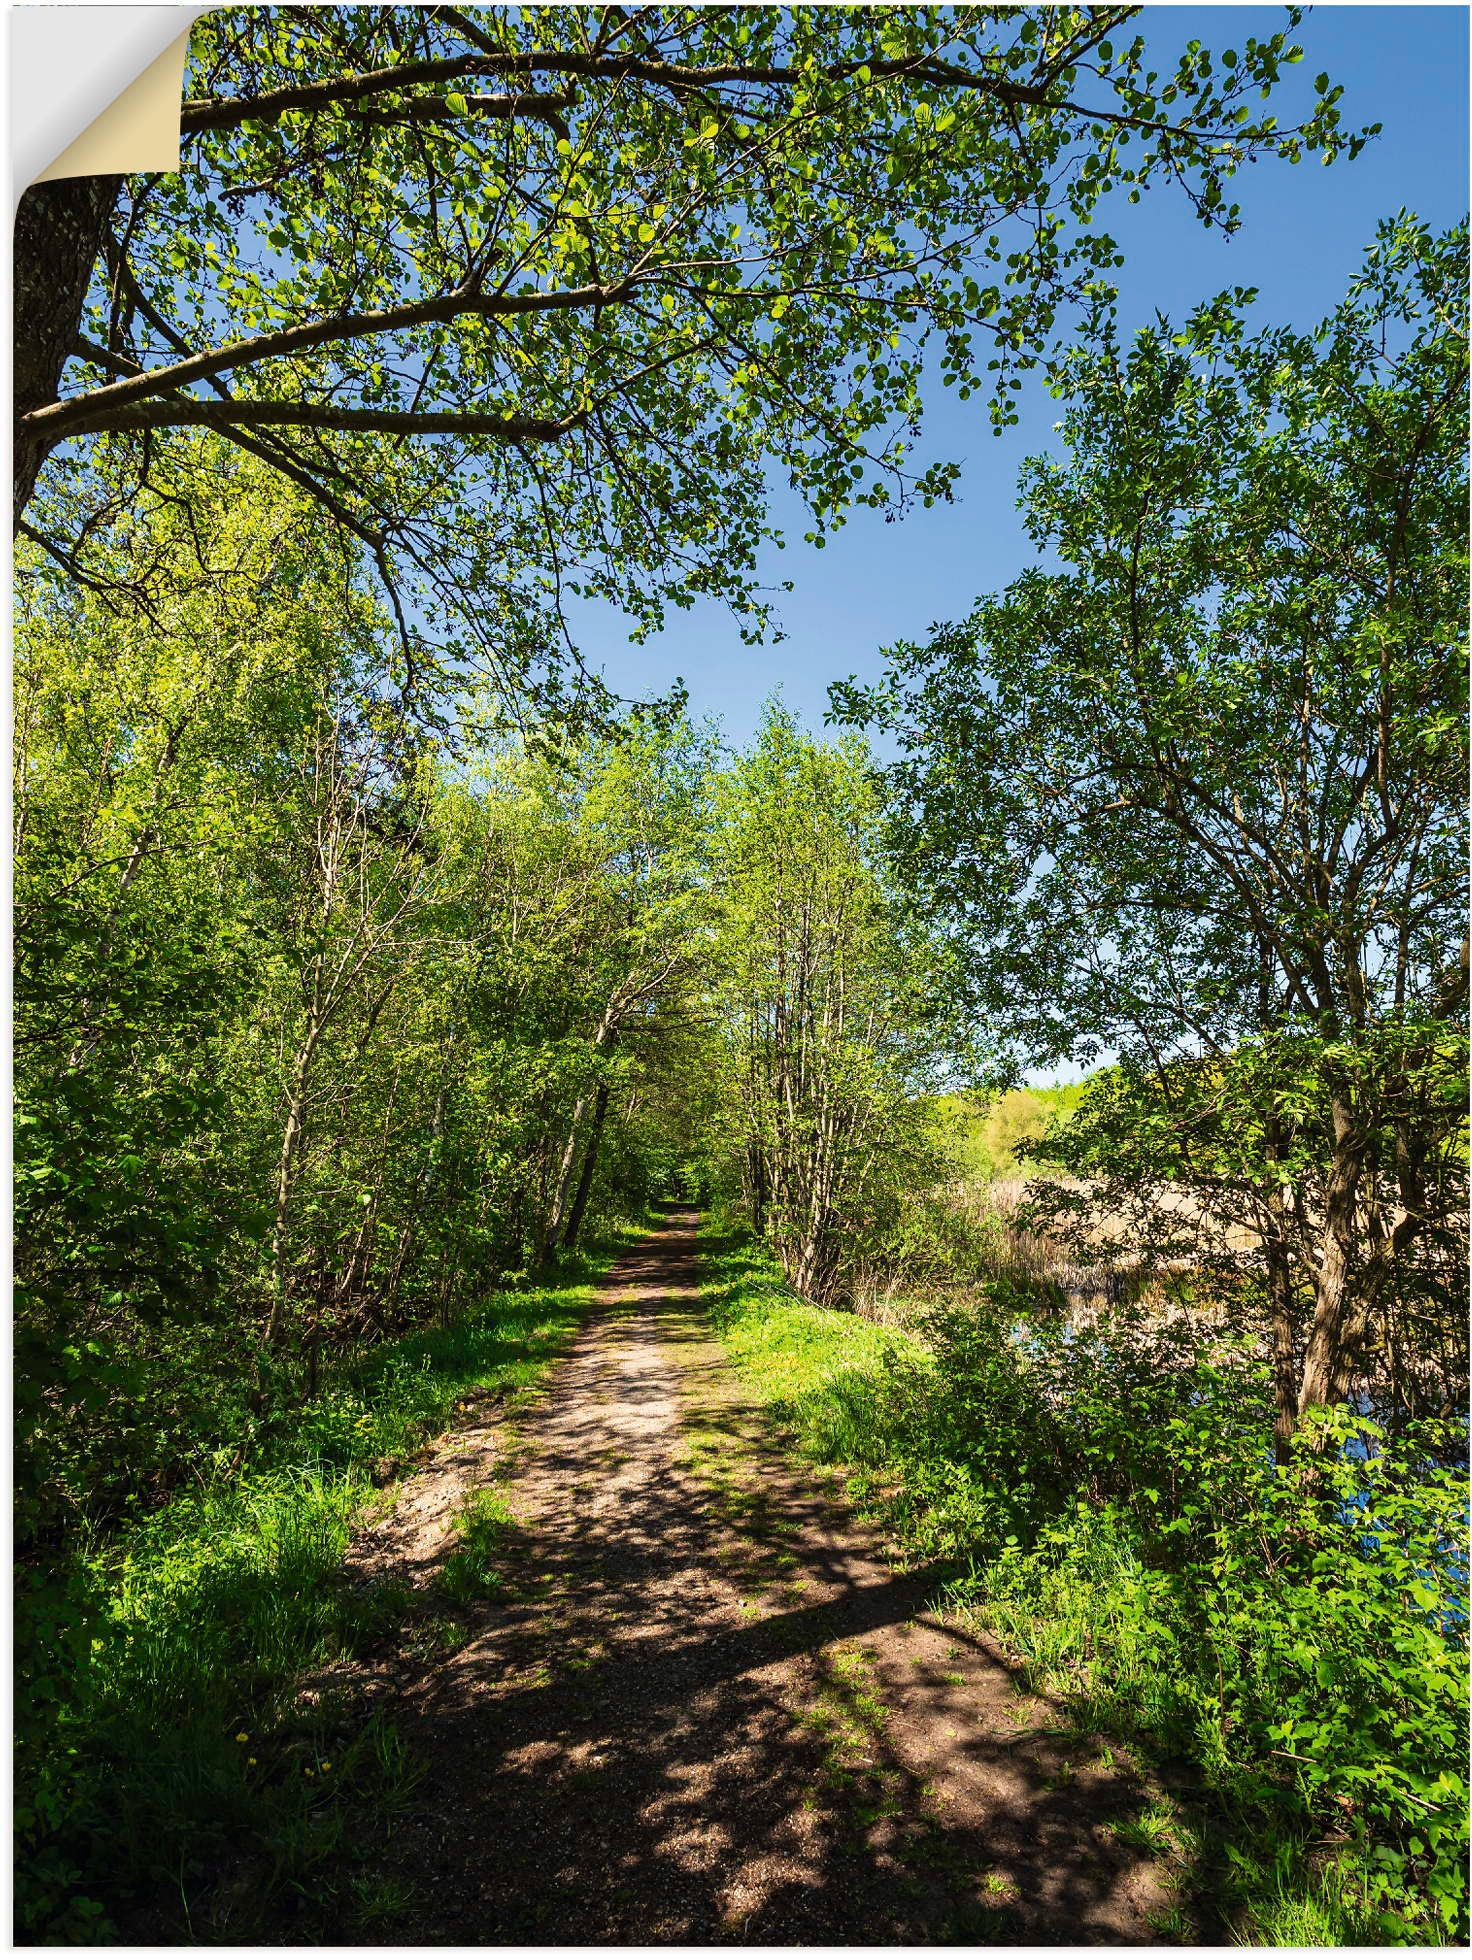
[1111,1800,1179,1854]
[698,1220,1471,1945]
[349,1871,419,1929]
[437,1486,520,1603]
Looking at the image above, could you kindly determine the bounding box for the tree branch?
[345,91,571,140]
[34,279,642,438]
[17,517,163,615]
[32,396,590,442]
[180,44,1093,141]
[183,59,575,135]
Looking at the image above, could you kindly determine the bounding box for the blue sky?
[565,5,1469,743]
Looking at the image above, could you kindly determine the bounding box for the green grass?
[700,1227,916,1466]
[16,1230,639,1945]
[1231,1859,1386,1946]
[438,1486,522,1604]
[696,1217,1469,1948]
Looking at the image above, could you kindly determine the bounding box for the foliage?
[23,7,1368,702]
[705,701,973,1300]
[15,456,391,1543]
[699,1219,1470,1944]
[14,461,718,1552]
[834,215,1469,1434]
[927,1083,1088,1181]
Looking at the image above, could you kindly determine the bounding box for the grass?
[1231,1859,1386,1946]
[16,1227,642,1945]
[438,1486,522,1604]
[696,1216,1469,1947]
[699,1229,915,1473]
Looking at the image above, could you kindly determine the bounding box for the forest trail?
[317,1209,1176,1943]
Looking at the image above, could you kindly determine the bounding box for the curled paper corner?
[33,25,193,183]
[12,6,203,196]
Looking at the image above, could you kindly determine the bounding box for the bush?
[699,1221,1470,1943]
[14,1256,610,1943]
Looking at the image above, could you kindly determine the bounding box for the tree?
[503,715,718,1257]
[14,438,726,1524]
[17,5,1362,701]
[13,452,398,1528]
[255,699,441,1346]
[711,702,966,1301]
[835,215,1468,1435]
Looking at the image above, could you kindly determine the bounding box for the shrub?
[14,1258,607,1943]
[700,1222,1470,1943]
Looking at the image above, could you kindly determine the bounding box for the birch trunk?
[264,1011,324,1344]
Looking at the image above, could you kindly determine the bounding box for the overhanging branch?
[35,277,640,439]
[30,396,590,442]
[180,42,1091,141]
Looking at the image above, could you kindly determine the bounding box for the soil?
[297,1208,1178,1943]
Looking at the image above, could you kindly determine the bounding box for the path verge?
[281,1207,1176,1943]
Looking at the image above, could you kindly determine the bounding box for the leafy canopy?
[834,213,1467,1072]
[26,4,1365,712]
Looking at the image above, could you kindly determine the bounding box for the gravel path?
[331,1208,1175,1943]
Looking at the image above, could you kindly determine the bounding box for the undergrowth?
[698,1217,1469,1947]
[15,1230,637,1945]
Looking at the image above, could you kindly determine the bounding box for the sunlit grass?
[438,1485,521,1603]
[1232,1864,1386,1947]
[698,1226,918,1473]
[18,1235,635,1943]
[696,1217,1468,1948]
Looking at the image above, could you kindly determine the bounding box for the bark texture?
[1297,1105,1366,1416]
[13,175,119,521]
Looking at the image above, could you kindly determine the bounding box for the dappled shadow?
[273,1209,1188,1944]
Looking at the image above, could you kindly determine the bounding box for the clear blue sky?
[565,5,1469,743]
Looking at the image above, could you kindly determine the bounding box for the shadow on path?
[308,1210,1179,1944]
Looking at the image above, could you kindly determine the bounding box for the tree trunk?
[14,176,121,520]
[561,1083,609,1253]
[1266,1226,1299,1465]
[1261,1108,1301,1464]
[1297,1101,1366,1416]
[383,1027,457,1316]
[265,1090,307,1344]
[544,1095,587,1251]
[304,1264,326,1402]
[747,1139,768,1236]
[264,1020,323,1344]
[530,1131,555,1268]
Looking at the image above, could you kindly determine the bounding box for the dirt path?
[325,1209,1176,1943]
